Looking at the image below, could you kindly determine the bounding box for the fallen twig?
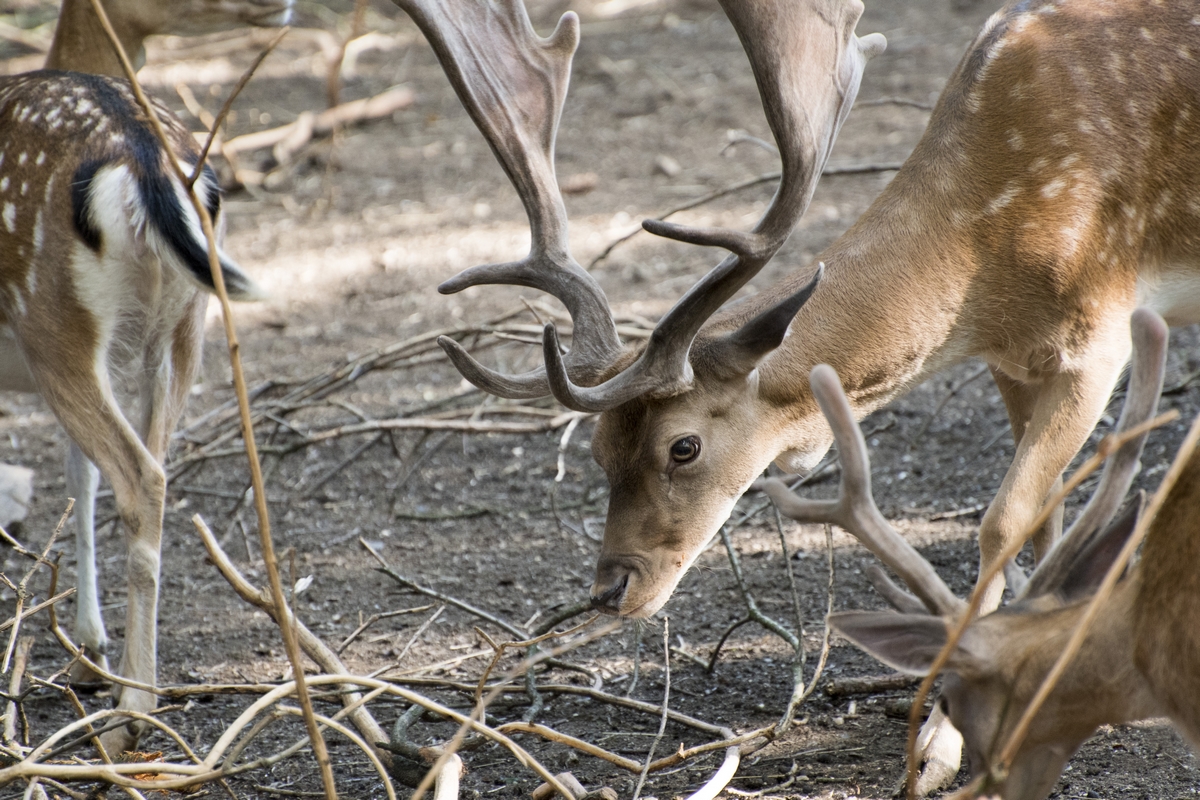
[631,619,670,800]
[221,86,415,162]
[824,672,919,697]
[194,515,390,763]
[361,538,526,639]
[335,605,437,655]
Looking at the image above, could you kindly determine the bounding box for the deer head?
[763,308,1169,800]
[395,0,886,616]
[45,0,294,77]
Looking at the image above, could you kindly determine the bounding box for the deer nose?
[590,573,629,615]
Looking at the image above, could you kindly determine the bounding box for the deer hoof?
[98,718,144,756]
[68,646,111,692]
[914,704,964,797]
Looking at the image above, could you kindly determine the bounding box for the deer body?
[414,0,1196,790]
[588,0,1200,621]
[0,0,289,753]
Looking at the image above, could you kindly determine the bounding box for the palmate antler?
[397,0,885,411]
[759,308,1169,616]
[393,0,621,398]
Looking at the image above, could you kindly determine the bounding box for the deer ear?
[1055,493,1143,602]
[829,611,952,676]
[706,264,823,376]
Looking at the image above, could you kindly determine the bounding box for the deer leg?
[989,367,1065,564]
[978,338,1130,614]
[65,442,109,685]
[25,346,167,754]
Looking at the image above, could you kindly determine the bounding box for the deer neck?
[756,164,979,460]
[45,0,148,77]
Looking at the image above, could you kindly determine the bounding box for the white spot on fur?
[1,203,13,233]
[1008,130,1024,150]
[16,152,26,166]
[0,177,8,193]
[34,152,44,166]
[31,210,43,254]
[987,184,1020,215]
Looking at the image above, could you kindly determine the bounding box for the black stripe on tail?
[65,73,228,293]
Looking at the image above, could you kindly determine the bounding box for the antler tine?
[394,0,622,398]
[866,565,930,614]
[542,0,886,411]
[758,364,962,616]
[1021,308,1168,599]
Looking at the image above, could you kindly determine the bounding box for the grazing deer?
[427,0,1200,616]
[412,0,1200,789]
[757,308,1194,800]
[0,0,290,752]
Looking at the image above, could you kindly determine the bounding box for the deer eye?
[669,436,701,464]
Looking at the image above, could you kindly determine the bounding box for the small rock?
[561,172,599,195]
[653,154,682,177]
[0,464,33,530]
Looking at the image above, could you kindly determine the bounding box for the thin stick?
[190,27,290,187]
[4,637,33,747]
[772,506,805,731]
[335,605,436,655]
[632,619,670,800]
[361,539,526,638]
[0,590,75,635]
[997,409,1200,770]
[4,504,71,673]
[394,606,445,664]
[780,523,837,726]
[902,410,1178,799]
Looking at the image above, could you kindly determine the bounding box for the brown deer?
[416,0,1200,787]
[758,308,1197,800]
[0,0,290,752]
[428,0,1200,618]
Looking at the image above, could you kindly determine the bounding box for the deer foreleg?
[979,332,1131,613]
[990,367,1066,563]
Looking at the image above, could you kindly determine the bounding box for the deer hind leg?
[65,443,108,685]
[989,367,1065,564]
[25,338,170,753]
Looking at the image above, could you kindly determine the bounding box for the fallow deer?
[415,0,1200,787]
[0,0,290,752]
[759,308,1196,800]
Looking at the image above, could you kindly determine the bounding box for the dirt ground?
[1,0,1199,798]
